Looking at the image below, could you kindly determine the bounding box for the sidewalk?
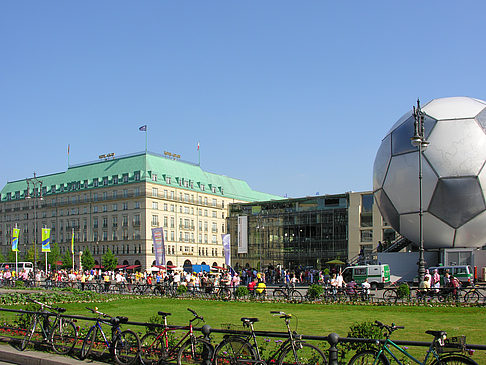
[0,342,106,365]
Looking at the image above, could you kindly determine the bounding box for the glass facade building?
[227,194,350,270]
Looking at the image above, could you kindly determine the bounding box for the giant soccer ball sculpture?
[373,96,486,249]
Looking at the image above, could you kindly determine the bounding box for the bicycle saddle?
[56,308,67,313]
[158,311,172,317]
[425,330,447,338]
[241,317,259,324]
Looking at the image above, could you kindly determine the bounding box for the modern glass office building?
[227,192,395,270]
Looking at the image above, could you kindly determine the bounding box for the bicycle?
[347,321,478,365]
[140,308,213,365]
[213,311,327,364]
[463,287,486,304]
[79,307,140,365]
[20,298,78,355]
[272,285,303,303]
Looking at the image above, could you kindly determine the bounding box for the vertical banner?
[12,228,20,252]
[71,229,75,254]
[41,228,51,252]
[222,234,231,267]
[152,227,166,266]
[237,216,248,254]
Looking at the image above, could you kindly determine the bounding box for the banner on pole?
[152,227,166,266]
[71,230,75,254]
[237,216,248,254]
[12,228,20,252]
[42,228,51,252]
[222,234,231,267]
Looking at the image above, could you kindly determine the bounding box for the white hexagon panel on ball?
[373,96,486,249]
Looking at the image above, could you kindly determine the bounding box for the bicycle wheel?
[113,329,140,365]
[273,289,286,300]
[213,336,257,365]
[20,316,37,351]
[383,289,398,304]
[140,332,167,365]
[278,342,327,365]
[432,354,479,364]
[80,326,97,359]
[347,350,389,365]
[464,290,480,304]
[290,290,303,303]
[51,319,77,355]
[177,338,213,365]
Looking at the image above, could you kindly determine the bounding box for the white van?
[342,264,391,289]
[0,262,34,274]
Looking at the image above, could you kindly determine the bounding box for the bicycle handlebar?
[27,298,65,313]
[374,321,405,332]
[270,311,292,319]
[86,307,111,318]
[187,308,204,322]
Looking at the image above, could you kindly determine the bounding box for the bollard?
[327,332,339,365]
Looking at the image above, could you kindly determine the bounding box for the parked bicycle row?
[382,285,486,304]
[13,298,480,365]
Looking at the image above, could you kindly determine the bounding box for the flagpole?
[67,144,70,168]
[44,225,48,274]
[198,142,200,166]
[145,129,148,153]
[15,224,18,275]
[72,228,75,271]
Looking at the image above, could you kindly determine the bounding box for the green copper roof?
[1,152,282,202]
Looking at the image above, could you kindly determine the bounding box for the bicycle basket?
[439,336,467,353]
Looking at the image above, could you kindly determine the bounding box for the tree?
[61,251,73,269]
[102,249,117,271]
[40,242,61,269]
[6,250,17,262]
[81,249,95,271]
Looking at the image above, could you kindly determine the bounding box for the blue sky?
[2,1,486,198]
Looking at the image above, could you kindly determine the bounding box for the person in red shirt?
[248,278,257,292]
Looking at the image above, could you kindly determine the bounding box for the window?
[103,177,108,186]
[113,204,118,211]
[152,174,157,182]
[152,188,158,197]
[93,206,98,213]
[152,201,158,210]
[166,176,171,184]
[113,175,118,184]
[212,199,217,206]
[134,171,140,181]
[360,230,373,242]
[123,202,128,210]
[135,201,140,209]
[93,179,99,187]
[123,174,128,183]
[152,215,159,226]
[163,203,168,211]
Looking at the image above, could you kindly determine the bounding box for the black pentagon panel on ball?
[475,107,486,133]
[391,115,437,156]
[428,177,486,229]
[374,189,400,232]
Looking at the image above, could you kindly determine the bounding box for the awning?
[211,266,227,271]
[154,265,166,270]
[55,261,63,266]
[94,265,104,269]
[116,265,128,269]
[125,265,141,270]
[167,265,177,269]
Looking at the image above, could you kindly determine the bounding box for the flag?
[12,228,19,252]
[42,228,51,252]
[71,230,75,254]
[68,144,70,155]
[197,142,200,150]
[139,125,147,131]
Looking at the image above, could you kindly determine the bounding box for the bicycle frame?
[148,325,194,358]
[377,337,440,365]
[88,318,122,351]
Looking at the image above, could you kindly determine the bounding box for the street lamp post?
[25,173,43,275]
[410,99,430,283]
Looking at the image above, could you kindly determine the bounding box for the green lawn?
[2,297,485,363]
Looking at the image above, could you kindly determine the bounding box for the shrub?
[397,283,410,299]
[306,284,324,300]
[344,321,382,353]
[177,285,188,295]
[14,280,25,289]
[234,286,249,298]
